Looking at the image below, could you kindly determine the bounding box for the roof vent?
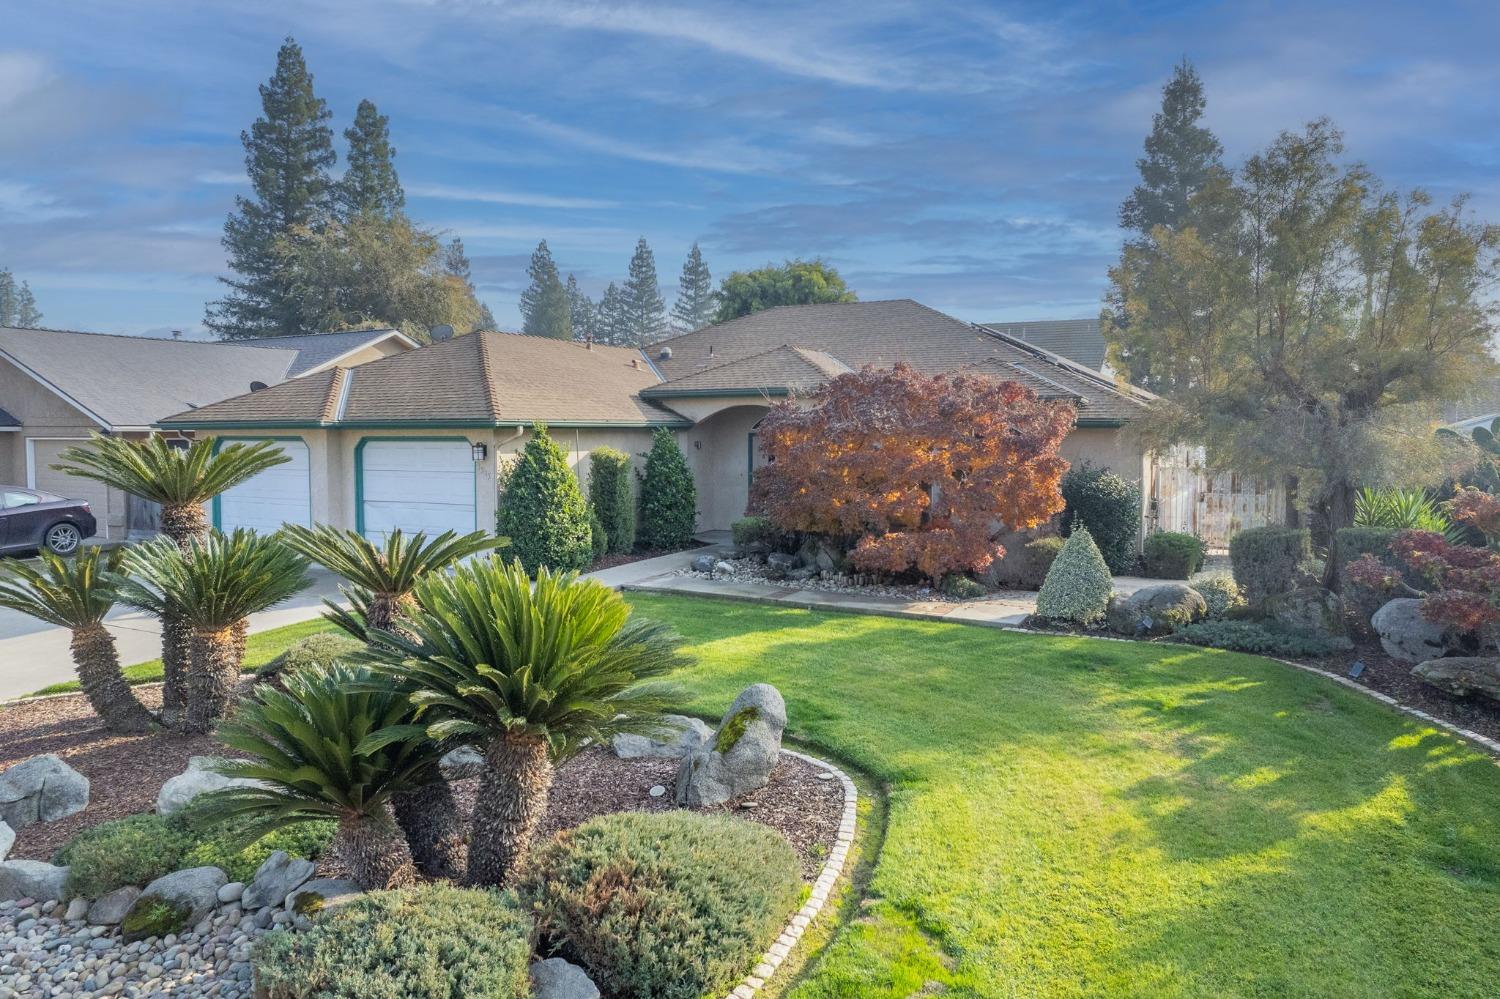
[708,344,715,357]
[249,380,269,392]
[657,346,673,361]
[631,358,641,369]
[429,324,455,342]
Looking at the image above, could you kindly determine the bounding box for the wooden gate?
[1149,451,1284,548]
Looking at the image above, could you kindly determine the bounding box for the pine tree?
[637,428,697,549]
[205,38,336,339]
[622,237,666,347]
[1119,59,1227,238]
[598,282,626,345]
[338,99,403,220]
[443,238,493,331]
[0,269,16,326]
[565,274,597,342]
[519,240,572,339]
[0,269,44,327]
[671,242,715,331]
[15,282,40,327]
[497,424,593,574]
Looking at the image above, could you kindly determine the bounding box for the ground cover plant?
[625,592,1500,998]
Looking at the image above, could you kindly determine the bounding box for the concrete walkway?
[0,546,725,701]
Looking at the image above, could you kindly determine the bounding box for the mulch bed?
[1,686,844,881]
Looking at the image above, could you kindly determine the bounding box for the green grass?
[622,594,1500,999]
[29,618,338,696]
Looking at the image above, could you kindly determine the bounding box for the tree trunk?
[332,807,417,891]
[1282,474,1300,529]
[466,734,553,887]
[393,778,467,880]
[1320,479,1358,592]
[71,623,157,734]
[184,624,247,733]
[159,610,191,727]
[159,502,209,549]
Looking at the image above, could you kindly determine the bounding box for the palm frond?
[52,434,291,505]
[281,524,505,594]
[1355,487,1467,544]
[112,529,311,629]
[0,547,121,628]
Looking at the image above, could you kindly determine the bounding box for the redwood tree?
[750,363,1075,582]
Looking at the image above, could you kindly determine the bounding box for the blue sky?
[2,0,1498,337]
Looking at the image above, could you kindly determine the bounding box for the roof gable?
[643,345,851,397]
[981,319,1107,371]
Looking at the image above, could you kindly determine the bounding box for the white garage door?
[29,439,112,538]
[216,439,311,534]
[359,439,476,542]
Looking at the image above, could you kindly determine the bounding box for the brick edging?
[727,748,858,999]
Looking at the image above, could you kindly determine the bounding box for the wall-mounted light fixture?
[471,442,488,462]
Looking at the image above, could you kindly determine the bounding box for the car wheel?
[44,522,82,556]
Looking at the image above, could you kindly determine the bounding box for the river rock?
[612,714,713,759]
[1106,583,1207,636]
[1373,598,1467,663]
[1411,657,1500,701]
[676,684,786,807]
[531,956,601,999]
[156,757,262,816]
[0,754,89,829]
[0,859,69,902]
[242,850,314,910]
[88,885,142,925]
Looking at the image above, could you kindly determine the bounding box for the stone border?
[727,748,858,999]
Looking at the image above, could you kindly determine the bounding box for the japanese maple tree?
[749,363,1075,582]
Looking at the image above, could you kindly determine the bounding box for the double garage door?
[217,437,477,541]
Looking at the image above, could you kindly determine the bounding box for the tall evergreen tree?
[519,240,572,339]
[598,281,627,346]
[443,238,494,331]
[622,237,666,346]
[1118,59,1227,238]
[671,242,716,331]
[338,98,404,221]
[565,274,598,342]
[205,38,336,339]
[15,282,40,327]
[0,268,43,327]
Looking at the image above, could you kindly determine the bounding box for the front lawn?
[628,594,1500,998]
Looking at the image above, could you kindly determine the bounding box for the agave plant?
[363,557,687,887]
[194,663,443,890]
[113,530,310,732]
[1354,487,1467,544]
[52,434,292,722]
[0,549,156,733]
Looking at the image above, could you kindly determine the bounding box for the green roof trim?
[639,387,792,399]
[156,417,692,431]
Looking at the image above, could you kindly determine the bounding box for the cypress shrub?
[589,507,608,562]
[637,428,697,550]
[1060,464,1142,574]
[1141,531,1206,579]
[1035,526,1114,626]
[588,447,635,554]
[497,424,593,574]
[1228,526,1311,605]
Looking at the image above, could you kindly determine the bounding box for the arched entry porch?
[683,402,771,532]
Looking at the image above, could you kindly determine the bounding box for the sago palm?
[364,557,687,886]
[194,663,441,890]
[279,523,506,879]
[113,530,311,732]
[53,434,292,723]
[0,549,156,733]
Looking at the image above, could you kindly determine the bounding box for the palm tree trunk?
[159,501,209,549]
[71,623,157,734]
[184,623,247,733]
[368,591,417,635]
[466,734,553,887]
[332,807,417,891]
[393,778,467,880]
[159,609,191,727]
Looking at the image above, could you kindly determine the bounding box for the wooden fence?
[1149,453,1284,548]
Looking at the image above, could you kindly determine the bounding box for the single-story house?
[981,318,1110,374]
[0,326,414,537]
[159,300,1155,539]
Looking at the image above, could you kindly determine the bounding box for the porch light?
[471,442,488,462]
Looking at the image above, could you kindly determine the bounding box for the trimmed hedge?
[637,428,697,550]
[55,814,192,900]
[1191,575,1244,619]
[498,424,593,574]
[1228,526,1311,604]
[519,812,802,999]
[1034,526,1113,626]
[589,507,608,562]
[252,885,533,999]
[1173,619,1352,658]
[731,515,779,549]
[589,447,636,555]
[1061,464,1141,574]
[254,633,365,687]
[1141,531,1206,579]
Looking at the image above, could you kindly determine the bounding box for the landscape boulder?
[675,683,787,807]
[1265,586,1347,636]
[0,820,13,861]
[439,745,487,780]
[0,859,69,902]
[242,850,315,910]
[1373,598,1467,664]
[1411,657,1500,702]
[531,957,600,999]
[156,756,262,816]
[125,867,227,941]
[286,877,364,916]
[611,714,713,759]
[1106,583,1207,637]
[87,885,141,925]
[0,754,89,830]
[766,552,800,573]
[690,554,717,574]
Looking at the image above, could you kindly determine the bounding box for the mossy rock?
[121,895,191,943]
[715,706,760,753]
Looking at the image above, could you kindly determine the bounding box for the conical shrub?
[1035,525,1113,626]
[498,424,593,574]
[637,428,696,550]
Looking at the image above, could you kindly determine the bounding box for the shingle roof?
[981,318,1108,372]
[161,331,688,428]
[646,300,1150,423]
[642,345,851,397]
[240,329,412,376]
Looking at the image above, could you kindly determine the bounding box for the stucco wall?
[1059,424,1154,535]
[682,405,769,532]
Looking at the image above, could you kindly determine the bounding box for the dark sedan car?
[1,487,98,556]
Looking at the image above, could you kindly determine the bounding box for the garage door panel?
[360,440,477,542]
[217,439,310,534]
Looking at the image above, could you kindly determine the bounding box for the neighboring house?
[1442,375,1500,436]
[981,318,1110,374]
[0,326,415,538]
[161,300,1155,537]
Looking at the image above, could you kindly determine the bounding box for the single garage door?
[29,438,112,539]
[215,438,312,534]
[359,438,476,542]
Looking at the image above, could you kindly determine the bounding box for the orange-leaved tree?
[749,363,1076,582]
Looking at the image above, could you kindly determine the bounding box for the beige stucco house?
[158,300,1155,540]
[0,326,414,538]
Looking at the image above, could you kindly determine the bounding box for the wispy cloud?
[499,109,800,175]
[406,182,615,210]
